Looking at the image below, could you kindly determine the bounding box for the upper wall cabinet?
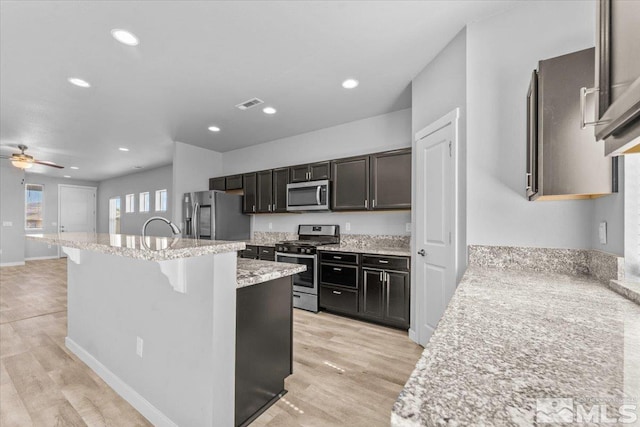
[370,149,411,210]
[594,0,640,155]
[332,156,370,211]
[290,162,331,183]
[209,174,243,192]
[272,168,289,213]
[257,170,273,213]
[243,173,257,213]
[526,48,616,200]
[210,177,226,191]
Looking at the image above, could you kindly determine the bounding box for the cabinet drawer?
[362,255,409,271]
[258,246,275,261]
[319,251,359,265]
[320,264,358,288]
[244,245,258,256]
[320,285,358,314]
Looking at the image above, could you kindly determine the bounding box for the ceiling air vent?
[235,98,264,110]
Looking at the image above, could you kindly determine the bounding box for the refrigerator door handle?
[194,202,200,239]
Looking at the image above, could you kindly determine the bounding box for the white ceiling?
[0,0,516,181]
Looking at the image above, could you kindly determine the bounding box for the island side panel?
[65,250,237,427]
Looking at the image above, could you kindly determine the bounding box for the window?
[125,193,135,213]
[139,192,150,213]
[155,189,168,212]
[25,184,44,229]
[109,197,121,234]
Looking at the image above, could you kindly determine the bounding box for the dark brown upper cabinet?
[289,161,331,183]
[209,177,226,191]
[257,170,273,213]
[243,173,257,213]
[272,167,289,213]
[370,149,411,210]
[332,156,370,211]
[595,0,640,156]
[226,174,243,191]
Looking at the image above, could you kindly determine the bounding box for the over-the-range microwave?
[286,179,330,211]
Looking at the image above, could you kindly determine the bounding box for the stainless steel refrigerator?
[182,191,250,240]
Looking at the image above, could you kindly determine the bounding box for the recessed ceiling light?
[119,147,129,152]
[342,79,359,89]
[111,29,139,46]
[68,77,91,88]
[208,126,221,132]
[63,175,71,178]
[263,107,277,115]
[70,166,79,170]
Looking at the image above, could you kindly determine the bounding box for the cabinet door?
[210,177,226,191]
[360,269,384,319]
[526,71,538,199]
[289,165,310,183]
[332,156,369,211]
[370,149,411,210]
[226,174,243,190]
[243,173,257,213]
[384,271,410,328]
[272,167,289,213]
[310,161,331,181]
[257,170,273,213]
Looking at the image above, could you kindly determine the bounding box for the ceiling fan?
[0,145,64,170]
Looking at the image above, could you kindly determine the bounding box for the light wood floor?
[0,259,423,426]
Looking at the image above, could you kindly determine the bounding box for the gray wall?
[0,164,26,265]
[172,141,223,229]
[221,109,412,236]
[466,0,610,251]
[592,157,625,256]
[97,164,173,237]
[412,27,467,282]
[25,174,98,259]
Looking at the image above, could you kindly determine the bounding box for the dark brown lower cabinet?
[361,269,384,319]
[319,285,358,315]
[360,268,409,329]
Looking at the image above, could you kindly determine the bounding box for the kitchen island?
[392,266,640,426]
[27,233,305,427]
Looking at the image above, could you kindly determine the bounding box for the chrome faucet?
[142,216,181,239]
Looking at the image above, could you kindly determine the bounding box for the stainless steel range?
[275,225,340,312]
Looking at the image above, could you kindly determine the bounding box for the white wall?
[412,27,467,282]
[466,0,600,250]
[0,164,26,266]
[97,165,173,236]
[221,109,412,235]
[172,142,223,229]
[25,174,98,259]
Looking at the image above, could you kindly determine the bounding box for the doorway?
[58,185,97,256]
[413,109,459,346]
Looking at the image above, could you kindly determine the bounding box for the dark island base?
[235,277,293,426]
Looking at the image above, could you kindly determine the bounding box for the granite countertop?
[320,243,411,257]
[236,258,306,288]
[27,233,245,261]
[392,266,640,426]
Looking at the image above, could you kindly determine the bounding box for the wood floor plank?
[0,258,423,426]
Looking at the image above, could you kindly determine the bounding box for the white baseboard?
[25,256,60,261]
[0,261,25,267]
[65,337,178,427]
[408,328,418,345]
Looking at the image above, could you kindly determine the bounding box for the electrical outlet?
[268,222,273,230]
[2,221,12,227]
[345,222,351,231]
[406,223,411,233]
[599,221,607,245]
[51,221,57,226]
[136,336,144,358]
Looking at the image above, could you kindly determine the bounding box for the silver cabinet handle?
[332,290,342,295]
[273,203,276,211]
[384,272,389,284]
[580,87,606,129]
[417,249,426,256]
[253,204,256,212]
[526,173,532,190]
[372,199,376,208]
[333,267,342,271]
[378,260,389,264]
[379,271,383,281]
[268,204,272,212]
[333,256,342,260]
[364,199,368,208]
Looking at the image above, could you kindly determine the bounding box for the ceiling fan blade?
[0,155,12,159]
[34,160,64,169]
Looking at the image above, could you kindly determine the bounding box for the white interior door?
[414,109,458,346]
[59,185,96,234]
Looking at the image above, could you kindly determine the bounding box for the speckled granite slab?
[391,267,640,426]
[321,234,411,257]
[468,245,590,275]
[607,280,640,305]
[588,250,625,284]
[243,231,297,247]
[27,233,245,261]
[236,258,306,288]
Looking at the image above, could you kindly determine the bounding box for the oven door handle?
[276,252,317,260]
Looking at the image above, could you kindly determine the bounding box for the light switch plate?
[2,221,12,227]
[268,222,273,230]
[345,222,351,231]
[406,223,411,232]
[136,336,144,358]
[599,221,607,245]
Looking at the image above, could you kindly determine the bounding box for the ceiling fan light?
[12,159,33,169]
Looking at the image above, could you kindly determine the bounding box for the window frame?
[139,192,150,213]
[25,183,45,230]
[155,189,168,212]
[125,193,135,213]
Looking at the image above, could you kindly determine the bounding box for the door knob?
[417,249,426,256]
